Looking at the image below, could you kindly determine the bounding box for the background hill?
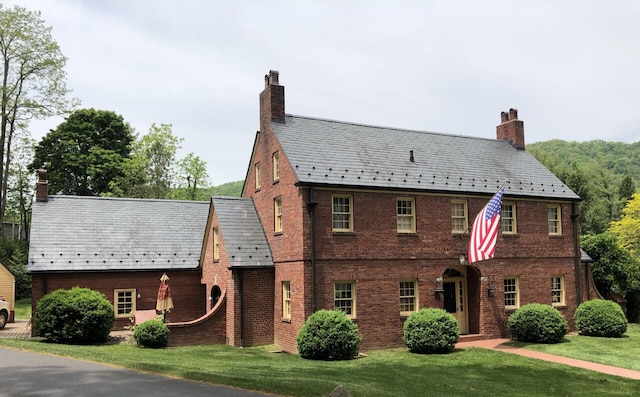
[528,139,639,235]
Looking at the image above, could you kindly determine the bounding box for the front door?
[443,278,468,334]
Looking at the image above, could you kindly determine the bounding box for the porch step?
[458,334,485,343]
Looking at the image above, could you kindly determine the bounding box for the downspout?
[238,269,244,347]
[572,201,582,306]
[307,186,318,313]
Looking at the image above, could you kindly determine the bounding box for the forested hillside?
[528,139,639,235]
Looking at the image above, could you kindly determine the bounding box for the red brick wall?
[31,270,206,331]
[241,268,275,346]
[168,293,227,347]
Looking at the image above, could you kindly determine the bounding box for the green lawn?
[13,298,31,320]
[1,332,639,397]
[520,322,640,371]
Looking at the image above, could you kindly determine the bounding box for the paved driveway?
[1,348,277,397]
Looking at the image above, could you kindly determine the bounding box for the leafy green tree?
[31,108,134,196]
[6,134,35,239]
[174,153,210,200]
[619,172,636,203]
[609,193,640,257]
[0,5,77,229]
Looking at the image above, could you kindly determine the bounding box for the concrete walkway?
[0,320,31,339]
[457,338,640,380]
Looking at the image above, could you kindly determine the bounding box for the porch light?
[434,277,444,300]
[487,284,496,298]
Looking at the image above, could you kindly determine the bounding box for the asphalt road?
[0,347,277,397]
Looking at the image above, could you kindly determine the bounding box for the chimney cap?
[265,70,280,87]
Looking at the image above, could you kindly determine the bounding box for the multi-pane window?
[272,152,280,181]
[334,281,355,317]
[397,198,416,233]
[551,275,565,306]
[548,205,562,235]
[255,162,261,190]
[114,289,136,318]
[503,276,519,309]
[400,280,418,316]
[332,195,353,232]
[501,203,517,234]
[274,196,283,233]
[213,227,219,260]
[282,281,291,319]
[451,200,468,234]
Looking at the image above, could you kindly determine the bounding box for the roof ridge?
[284,113,500,143]
[49,195,209,205]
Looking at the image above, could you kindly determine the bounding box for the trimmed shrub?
[507,303,568,344]
[296,310,362,360]
[403,308,460,354]
[134,319,170,348]
[33,287,115,344]
[575,299,627,337]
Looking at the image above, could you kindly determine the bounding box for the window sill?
[255,188,261,193]
[332,231,356,236]
[272,179,280,185]
[548,234,564,238]
[274,231,283,237]
[213,259,219,264]
[397,232,418,237]
[552,304,567,309]
[501,233,518,238]
[281,318,291,323]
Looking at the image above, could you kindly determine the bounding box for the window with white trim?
[332,195,353,232]
[282,281,291,319]
[255,162,261,190]
[274,196,283,233]
[548,205,562,235]
[551,275,565,306]
[397,198,416,233]
[213,227,219,260]
[114,289,136,318]
[501,202,517,234]
[400,279,418,316]
[451,200,468,234]
[334,281,355,317]
[503,276,519,309]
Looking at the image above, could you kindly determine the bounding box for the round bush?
[575,299,627,337]
[33,287,115,344]
[508,303,568,344]
[134,319,170,348]
[296,310,362,360]
[403,308,460,354]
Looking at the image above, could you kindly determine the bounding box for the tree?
[619,172,636,203]
[0,5,76,229]
[175,153,210,200]
[111,123,183,199]
[30,108,134,195]
[6,133,35,239]
[609,193,640,257]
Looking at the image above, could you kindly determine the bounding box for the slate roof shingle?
[272,115,580,200]
[212,196,273,269]
[28,195,209,272]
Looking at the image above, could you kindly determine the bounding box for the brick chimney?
[259,70,285,128]
[496,108,525,150]
[35,169,48,202]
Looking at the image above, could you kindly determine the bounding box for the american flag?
[468,187,504,263]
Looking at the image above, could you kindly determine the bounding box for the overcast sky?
[7,0,640,185]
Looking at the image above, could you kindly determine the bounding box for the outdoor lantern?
[434,277,444,300]
[487,284,497,298]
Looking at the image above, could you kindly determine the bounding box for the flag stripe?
[468,187,504,264]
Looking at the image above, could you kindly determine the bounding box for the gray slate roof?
[29,195,209,272]
[272,115,580,200]
[212,196,273,269]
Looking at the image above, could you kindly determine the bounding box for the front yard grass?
[521,322,640,371]
[13,298,31,320]
[1,334,639,396]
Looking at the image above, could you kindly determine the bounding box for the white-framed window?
[274,196,283,233]
[548,204,562,235]
[213,227,219,260]
[397,198,416,233]
[114,289,136,318]
[334,281,355,317]
[551,275,565,306]
[272,152,280,181]
[255,162,261,190]
[451,199,468,234]
[400,279,418,316]
[332,195,353,232]
[501,202,517,234]
[282,281,291,319]
[503,276,519,309]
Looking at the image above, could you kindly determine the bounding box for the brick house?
[201,70,588,353]
[28,174,210,332]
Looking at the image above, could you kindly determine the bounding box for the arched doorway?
[442,267,469,334]
[210,285,221,309]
